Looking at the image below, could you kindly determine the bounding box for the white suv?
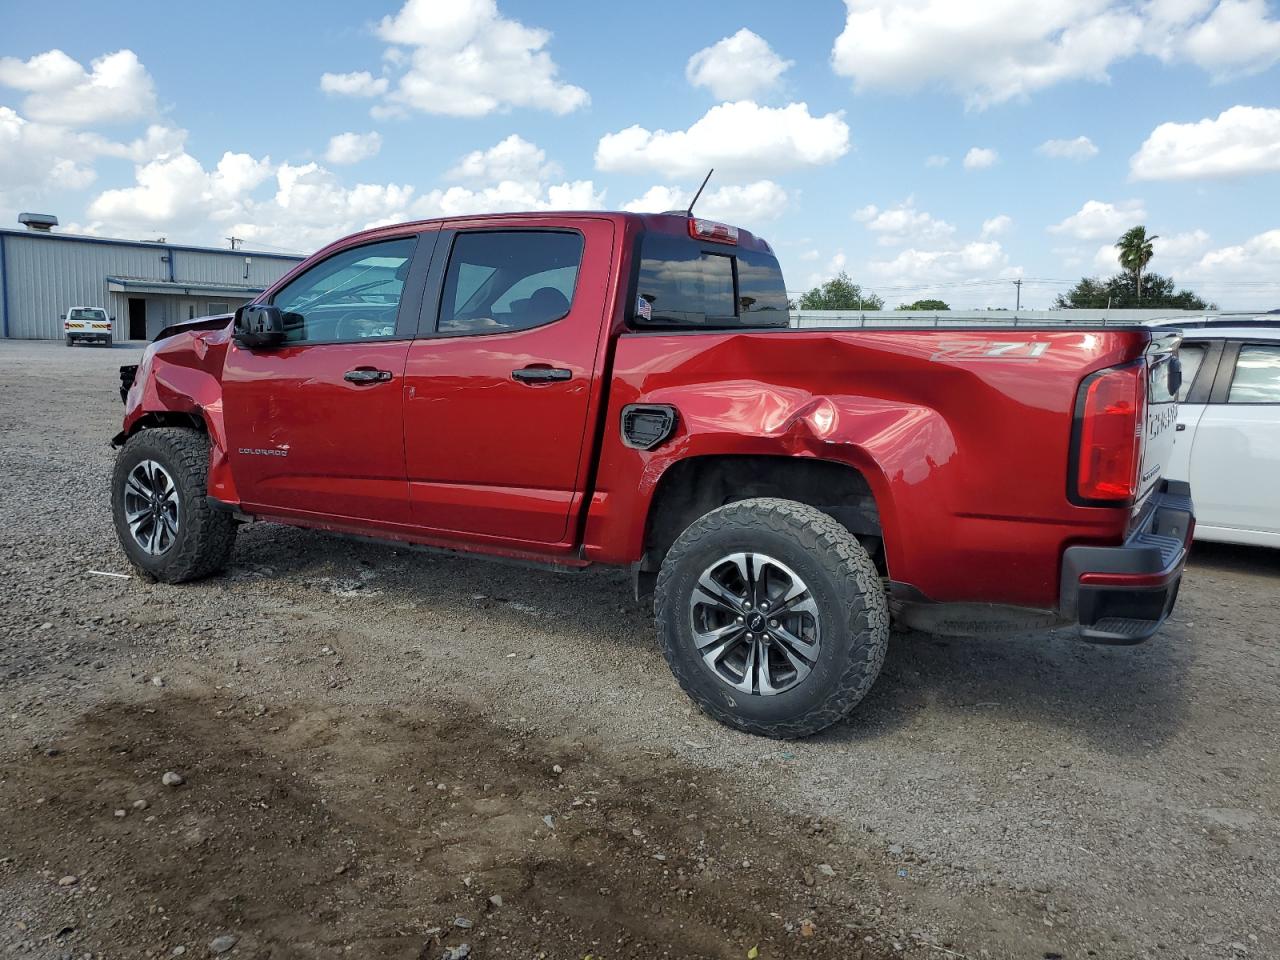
[1152,316,1280,548]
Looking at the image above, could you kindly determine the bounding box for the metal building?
[0,217,303,341]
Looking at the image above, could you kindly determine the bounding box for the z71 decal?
[929,341,1051,362]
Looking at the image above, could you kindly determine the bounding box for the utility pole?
[226,236,243,250]
[1014,278,1022,312]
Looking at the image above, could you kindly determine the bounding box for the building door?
[128,298,146,341]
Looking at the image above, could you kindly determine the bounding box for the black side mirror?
[233,304,286,349]
[1167,355,1183,398]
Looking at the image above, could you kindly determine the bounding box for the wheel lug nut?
[736,616,744,623]
[744,602,752,609]
[769,619,778,627]
[745,633,753,640]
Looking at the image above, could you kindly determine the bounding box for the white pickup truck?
[64,306,114,347]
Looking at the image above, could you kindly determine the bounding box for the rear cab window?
[632,233,789,329]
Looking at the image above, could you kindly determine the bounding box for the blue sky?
[3,0,1279,308]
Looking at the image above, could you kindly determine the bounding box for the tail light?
[1071,361,1146,505]
[688,218,738,244]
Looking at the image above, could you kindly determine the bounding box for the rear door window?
[438,230,584,335]
[1228,344,1280,403]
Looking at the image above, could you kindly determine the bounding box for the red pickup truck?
[113,211,1193,738]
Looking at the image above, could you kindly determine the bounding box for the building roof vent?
[18,213,58,233]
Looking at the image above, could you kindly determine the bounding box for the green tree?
[1053,272,1212,310]
[896,298,950,311]
[796,271,884,311]
[1115,225,1158,302]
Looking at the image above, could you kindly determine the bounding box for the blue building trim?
[1,234,9,339]
[0,228,304,263]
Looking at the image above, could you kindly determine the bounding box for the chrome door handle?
[512,366,571,384]
[344,368,392,384]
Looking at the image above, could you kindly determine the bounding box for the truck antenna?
[686,169,714,217]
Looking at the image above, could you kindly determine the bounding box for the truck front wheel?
[111,428,237,583]
[654,498,889,739]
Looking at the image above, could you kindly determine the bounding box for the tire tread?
[654,497,889,739]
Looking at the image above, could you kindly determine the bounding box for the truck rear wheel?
[65,335,73,347]
[654,498,889,739]
[111,428,237,583]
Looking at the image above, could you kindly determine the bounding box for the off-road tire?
[654,498,889,739]
[111,428,237,583]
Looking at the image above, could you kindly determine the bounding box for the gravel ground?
[1,338,1277,959]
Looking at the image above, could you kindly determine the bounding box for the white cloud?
[1048,199,1148,240]
[963,147,998,170]
[359,0,588,117]
[320,71,389,98]
[595,101,850,178]
[1038,135,1099,160]
[622,180,789,225]
[854,198,955,246]
[0,49,156,126]
[87,151,275,230]
[831,0,1144,108]
[982,214,1014,237]
[1093,242,1122,272]
[924,154,949,168]
[1192,229,1280,277]
[410,178,605,221]
[686,28,792,100]
[1155,228,1212,260]
[1130,105,1280,180]
[445,134,557,183]
[1177,0,1280,78]
[830,0,1280,108]
[82,139,606,252]
[324,131,383,165]
[0,98,185,209]
[869,241,1009,282]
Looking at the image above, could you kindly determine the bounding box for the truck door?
[401,218,614,546]
[222,231,435,526]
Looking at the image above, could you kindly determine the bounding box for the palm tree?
[1115,226,1158,302]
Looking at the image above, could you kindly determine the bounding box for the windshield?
[70,308,106,320]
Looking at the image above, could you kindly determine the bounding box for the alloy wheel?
[689,552,821,696]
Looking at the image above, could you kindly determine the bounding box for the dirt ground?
[1,338,1277,960]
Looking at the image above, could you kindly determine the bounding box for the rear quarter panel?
[586,327,1150,609]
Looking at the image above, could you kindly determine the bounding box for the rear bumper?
[1060,479,1194,643]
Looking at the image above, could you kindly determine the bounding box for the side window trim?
[263,232,434,347]
[1224,340,1280,405]
[1181,339,1222,405]
[1207,341,1241,404]
[415,227,585,340]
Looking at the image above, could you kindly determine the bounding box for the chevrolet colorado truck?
[112,211,1193,738]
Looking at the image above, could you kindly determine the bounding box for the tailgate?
[1137,331,1182,508]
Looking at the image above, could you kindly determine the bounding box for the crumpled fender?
[119,322,239,504]
[586,377,956,578]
